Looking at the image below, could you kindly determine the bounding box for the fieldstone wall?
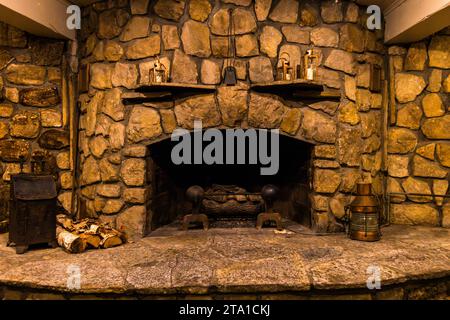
[78,0,387,238]
[0,22,69,227]
[387,30,450,228]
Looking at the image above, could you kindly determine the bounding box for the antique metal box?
[9,174,57,254]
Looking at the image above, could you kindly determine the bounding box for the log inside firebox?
[201,185,263,217]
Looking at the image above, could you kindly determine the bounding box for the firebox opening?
[146,130,313,233]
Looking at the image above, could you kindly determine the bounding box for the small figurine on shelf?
[304,49,319,81]
[276,52,294,81]
[149,56,167,84]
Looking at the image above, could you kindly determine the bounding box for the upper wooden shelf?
[250,79,341,101]
[250,79,323,91]
[122,83,216,104]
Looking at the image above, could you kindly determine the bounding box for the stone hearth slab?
[0,225,449,298]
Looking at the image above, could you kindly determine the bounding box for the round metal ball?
[186,185,205,204]
[261,184,279,202]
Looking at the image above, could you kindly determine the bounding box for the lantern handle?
[279,52,290,62]
[155,56,166,70]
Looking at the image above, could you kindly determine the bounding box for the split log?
[85,224,100,235]
[99,226,128,243]
[79,233,101,249]
[56,227,87,253]
[99,227,125,249]
[56,215,74,231]
[100,234,122,249]
[72,219,89,233]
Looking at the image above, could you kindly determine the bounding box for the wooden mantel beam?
[0,0,76,40]
[357,0,450,43]
[384,0,450,44]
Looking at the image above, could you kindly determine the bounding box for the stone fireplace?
[73,0,390,239]
[1,0,450,301]
[78,85,383,238]
[80,89,351,238]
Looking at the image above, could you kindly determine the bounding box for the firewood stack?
[56,215,127,253]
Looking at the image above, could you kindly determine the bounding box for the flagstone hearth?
[0,225,449,299]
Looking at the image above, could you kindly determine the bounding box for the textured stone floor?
[0,224,449,296]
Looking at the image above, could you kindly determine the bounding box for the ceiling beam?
[0,0,76,40]
[384,0,450,44]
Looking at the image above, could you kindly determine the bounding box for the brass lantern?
[276,52,294,81]
[348,183,381,242]
[149,57,167,84]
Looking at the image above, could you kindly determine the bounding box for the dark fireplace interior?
[146,131,313,232]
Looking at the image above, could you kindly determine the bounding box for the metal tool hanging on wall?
[223,8,237,86]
